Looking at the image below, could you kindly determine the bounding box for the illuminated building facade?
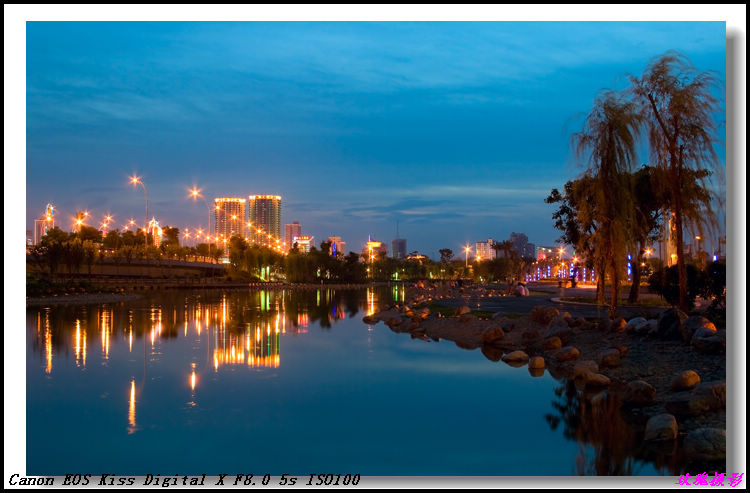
[147,218,163,248]
[328,236,347,258]
[33,204,55,245]
[214,197,246,242]
[285,221,301,252]
[293,235,314,253]
[391,238,407,259]
[475,238,496,261]
[248,195,281,245]
[362,237,388,262]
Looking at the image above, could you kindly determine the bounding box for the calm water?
[27,286,674,476]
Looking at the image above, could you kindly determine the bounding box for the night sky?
[25,21,726,257]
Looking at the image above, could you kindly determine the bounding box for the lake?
[26,286,673,476]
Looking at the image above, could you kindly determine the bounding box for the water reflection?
[30,287,379,379]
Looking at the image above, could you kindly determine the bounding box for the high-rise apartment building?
[328,236,347,258]
[475,238,497,261]
[249,195,282,245]
[391,238,407,259]
[214,197,246,242]
[285,221,302,252]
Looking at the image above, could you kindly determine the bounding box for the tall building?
[33,204,56,245]
[391,238,407,259]
[293,235,314,253]
[328,236,347,258]
[524,242,536,259]
[214,197,246,242]
[147,217,163,248]
[362,237,388,262]
[248,195,282,246]
[509,232,529,257]
[475,238,497,261]
[285,221,302,252]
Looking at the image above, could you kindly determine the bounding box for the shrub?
[648,264,707,309]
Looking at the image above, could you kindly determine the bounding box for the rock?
[656,308,688,340]
[416,307,431,319]
[455,306,471,316]
[644,414,678,441]
[542,336,562,350]
[548,314,570,329]
[553,346,580,362]
[480,345,504,362]
[362,315,378,324]
[385,316,404,328]
[665,381,725,416]
[683,428,726,462]
[501,350,529,363]
[528,367,545,378]
[610,317,627,333]
[615,345,628,357]
[681,315,717,342]
[546,323,572,342]
[406,320,421,331]
[599,348,621,367]
[458,314,476,323]
[530,306,559,325]
[482,326,505,344]
[692,331,726,354]
[528,356,545,369]
[522,329,541,340]
[624,380,656,404]
[573,360,599,378]
[584,373,611,388]
[646,319,659,336]
[671,370,701,390]
[625,317,648,333]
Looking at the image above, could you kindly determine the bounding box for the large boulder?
[480,345,504,362]
[609,317,627,333]
[665,381,726,416]
[599,348,621,368]
[573,360,599,378]
[681,315,717,343]
[644,414,678,441]
[455,305,472,316]
[692,330,725,354]
[530,306,559,325]
[546,323,572,342]
[625,317,648,334]
[542,336,562,351]
[482,326,505,345]
[623,380,656,405]
[553,346,580,362]
[502,350,529,363]
[683,428,726,462]
[671,370,701,391]
[584,373,611,388]
[528,356,546,369]
[656,308,688,340]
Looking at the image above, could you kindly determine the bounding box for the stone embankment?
[362,282,727,466]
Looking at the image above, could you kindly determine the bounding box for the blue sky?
[25,21,726,257]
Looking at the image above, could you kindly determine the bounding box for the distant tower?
[328,236,347,258]
[33,203,55,244]
[285,221,302,252]
[391,221,407,259]
[147,217,163,248]
[249,195,282,247]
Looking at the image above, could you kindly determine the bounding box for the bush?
[648,264,707,309]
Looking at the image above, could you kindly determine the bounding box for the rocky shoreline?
[362,283,727,469]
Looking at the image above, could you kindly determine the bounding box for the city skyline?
[24,21,727,257]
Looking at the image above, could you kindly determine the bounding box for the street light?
[189,186,213,261]
[464,244,471,269]
[129,175,148,248]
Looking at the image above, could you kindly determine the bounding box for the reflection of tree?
[545,379,681,475]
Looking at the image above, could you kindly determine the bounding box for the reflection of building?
[147,218,163,247]
[293,235,314,253]
[214,197,246,241]
[475,238,496,261]
[391,238,406,259]
[328,236,347,258]
[248,195,281,245]
[285,221,301,251]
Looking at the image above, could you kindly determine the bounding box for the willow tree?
[572,91,642,318]
[629,52,723,312]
